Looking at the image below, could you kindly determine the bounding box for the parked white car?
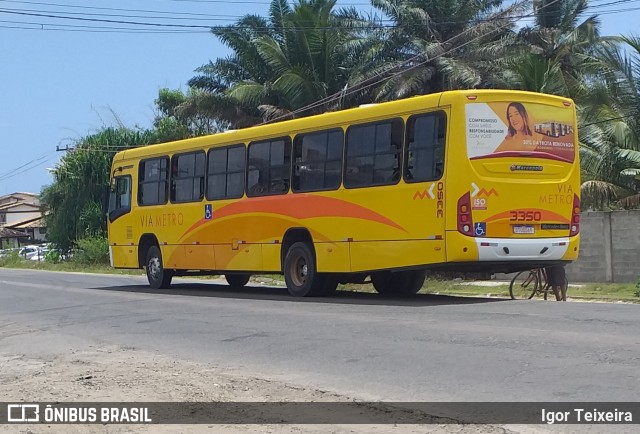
[19,245,43,260]
[30,245,50,261]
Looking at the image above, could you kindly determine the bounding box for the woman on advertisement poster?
[495,102,543,153]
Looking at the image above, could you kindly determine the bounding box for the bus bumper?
[447,232,580,262]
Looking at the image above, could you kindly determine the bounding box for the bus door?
[402,110,448,267]
[107,164,136,268]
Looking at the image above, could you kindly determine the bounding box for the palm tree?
[177,0,365,126]
[579,35,640,209]
[496,0,609,97]
[343,0,522,102]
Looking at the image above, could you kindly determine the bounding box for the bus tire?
[319,276,339,296]
[396,269,426,295]
[225,274,250,288]
[283,242,325,297]
[372,270,426,295]
[145,245,172,289]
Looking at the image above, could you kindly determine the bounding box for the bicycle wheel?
[509,270,539,300]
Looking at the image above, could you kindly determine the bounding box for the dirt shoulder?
[1,345,514,434]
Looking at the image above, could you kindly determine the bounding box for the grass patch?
[423,278,640,302]
[568,282,640,301]
[2,258,639,302]
[0,256,143,276]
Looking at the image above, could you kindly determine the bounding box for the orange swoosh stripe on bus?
[483,209,570,224]
[180,194,405,241]
[179,215,332,245]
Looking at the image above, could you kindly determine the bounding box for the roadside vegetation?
[0,250,140,276]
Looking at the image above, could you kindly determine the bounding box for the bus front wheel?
[284,242,326,297]
[145,246,173,289]
[225,274,250,288]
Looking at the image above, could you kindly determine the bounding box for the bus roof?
[115,89,572,162]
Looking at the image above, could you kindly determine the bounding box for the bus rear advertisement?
[107,90,580,296]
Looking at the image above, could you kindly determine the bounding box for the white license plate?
[513,225,535,234]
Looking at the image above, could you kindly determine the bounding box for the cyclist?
[545,264,567,301]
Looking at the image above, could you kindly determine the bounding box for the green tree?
[178,0,366,126]
[345,0,522,102]
[41,127,160,251]
[154,88,228,138]
[496,0,609,97]
[579,35,640,209]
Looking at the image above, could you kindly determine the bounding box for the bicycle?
[509,268,568,300]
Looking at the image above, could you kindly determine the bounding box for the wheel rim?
[511,272,537,299]
[289,255,307,287]
[148,257,161,280]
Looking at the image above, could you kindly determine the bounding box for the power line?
[264,0,542,123]
[0,154,57,182]
[1,0,639,33]
[151,0,371,4]
[23,0,539,152]
[0,1,248,19]
[0,19,208,32]
[0,153,50,179]
[0,5,244,21]
[581,114,635,127]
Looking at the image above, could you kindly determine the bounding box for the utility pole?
[56,145,74,152]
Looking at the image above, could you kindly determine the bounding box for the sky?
[0,0,637,197]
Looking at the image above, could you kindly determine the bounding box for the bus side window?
[138,157,169,206]
[247,138,291,197]
[404,111,446,183]
[170,151,205,203]
[207,145,245,200]
[345,119,403,188]
[292,129,343,193]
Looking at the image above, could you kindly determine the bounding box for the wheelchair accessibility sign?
[474,222,486,237]
[204,204,213,220]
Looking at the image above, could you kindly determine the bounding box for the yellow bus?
[107,90,580,296]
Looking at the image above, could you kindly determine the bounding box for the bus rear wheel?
[318,276,339,296]
[283,242,327,297]
[145,246,173,289]
[225,274,250,288]
[371,271,395,295]
[372,270,426,295]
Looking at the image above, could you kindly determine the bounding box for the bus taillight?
[570,194,580,236]
[457,192,474,236]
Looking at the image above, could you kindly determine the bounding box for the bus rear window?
[404,111,446,182]
[466,101,575,163]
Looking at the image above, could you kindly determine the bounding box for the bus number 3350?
[510,210,542,221]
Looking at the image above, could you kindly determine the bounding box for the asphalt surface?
[1,268,639,403]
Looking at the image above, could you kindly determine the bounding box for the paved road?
[1,268,639,404]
